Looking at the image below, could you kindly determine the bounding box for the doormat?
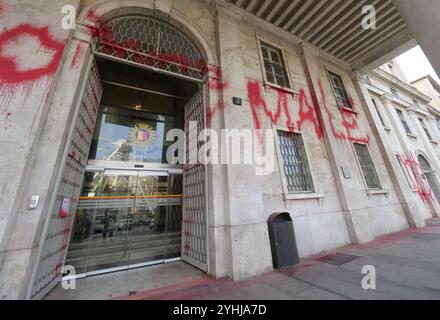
[317,253,361,266]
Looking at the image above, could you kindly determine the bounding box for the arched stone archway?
[77,0,218,67]
[418,154,440,207]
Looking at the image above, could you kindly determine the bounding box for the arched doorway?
[418,155,440,206]
[28,13,209,299]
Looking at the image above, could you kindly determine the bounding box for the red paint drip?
[70,44,83,69]
[0,24,64,133]
[398,153,434,202]
[297,88,323,139]
[86,9,100,23]
[318,79,345,140]
[247,81,296,144]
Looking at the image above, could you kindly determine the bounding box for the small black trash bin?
[267,212,300,268]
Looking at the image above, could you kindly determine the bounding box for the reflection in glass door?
[66,169,183,276]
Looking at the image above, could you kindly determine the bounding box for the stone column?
[298,43,373,244]
[353,73,425,227]
[214,3,273,280]
[393,0,440,76]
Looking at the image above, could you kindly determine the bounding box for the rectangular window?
[277,130,313,193]
[328,71,353,109]
[396,109,412,135]
[419,118,433,140]
[371,98,385,127]
[354,143,382,190]
[259,41,290,88]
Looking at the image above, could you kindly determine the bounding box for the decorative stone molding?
[379,93,394,104]
[351,71,368,84]
[297,42,320,58]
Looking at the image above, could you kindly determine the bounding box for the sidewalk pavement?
[117,218,440,300]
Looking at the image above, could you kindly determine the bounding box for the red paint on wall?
[0,24,64,83]
[318,79,346,141]
[398,153,434,202]
[207,65,228,121]
[86,9,100,23]
[317,79,370,144]
[247,81,296,144]
[297,88,323,140]
[0,24,65,133]
[70,43,83,69]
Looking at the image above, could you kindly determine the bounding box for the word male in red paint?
[247,79,370,145]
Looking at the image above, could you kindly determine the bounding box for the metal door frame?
[69,165,184,279]
[27,51,102,299]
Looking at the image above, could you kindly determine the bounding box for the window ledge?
[283,193,325,201]
[367,189,389,198]
[407,133,418,139]
[430,140,439,145]
[338,106,359,117]
[264,82,296,95]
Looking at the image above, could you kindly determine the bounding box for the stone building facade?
[0,0,438,299]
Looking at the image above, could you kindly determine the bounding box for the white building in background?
[412,75,440,112]
[362,60,440,222]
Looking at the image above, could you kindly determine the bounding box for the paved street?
[118,219,440,300]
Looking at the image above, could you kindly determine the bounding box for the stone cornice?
[371,69,432,103]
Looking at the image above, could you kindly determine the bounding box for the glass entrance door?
[66,169,183,276]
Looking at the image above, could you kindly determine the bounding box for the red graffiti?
[70,43,84,69]
[246,79,371,145]
[86,9,100,23]
[317,79,370,144]
[0,24,64,133]
[0,24,64,83]
[207,65,228,121]
[248,81,296,143]
[318,79,346,141]
[297,88,323,140]
[398,154,433,201]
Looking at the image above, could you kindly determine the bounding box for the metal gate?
[27,53,103,299]
[182,88,208,271]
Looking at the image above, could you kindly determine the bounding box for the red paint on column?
[86,9,100,23]
[297,88,323,140]
[70,44,83,69]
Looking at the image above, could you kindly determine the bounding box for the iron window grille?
[396,109,412,135]
[277,130,313,193]
[260,41,291,89]
[419,118,433,140]
[371,98,386,127]
[94,16,206,82]
[328,71,353,109]
[354,143,382,190]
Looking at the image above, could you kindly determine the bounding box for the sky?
[396,46,440,84]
